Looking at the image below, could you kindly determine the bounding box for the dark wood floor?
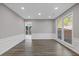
[2,39,78,56]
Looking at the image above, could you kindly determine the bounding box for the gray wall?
[0,4,25,39]
[25,19,55,33]
[53,19,56,33]
[73,4,79,38]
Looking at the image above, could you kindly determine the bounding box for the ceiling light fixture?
[54,7,58,10]
[28,16,31,19]
[21,7,25,10]
[49,16,51,18]
[38,13,41,16]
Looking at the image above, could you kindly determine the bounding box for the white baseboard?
[32,33,56,39]
[56,39,79,55]
[0,34,25,55]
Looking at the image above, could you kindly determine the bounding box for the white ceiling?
[4,3,75,19]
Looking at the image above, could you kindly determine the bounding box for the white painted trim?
[32,33,56,39]
[72,11,74,43]
[0,34,25,55]
[62,16,64,41]
[56,18,58,40]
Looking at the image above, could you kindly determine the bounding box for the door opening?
[25,22,32,39]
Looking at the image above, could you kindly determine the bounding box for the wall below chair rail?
[0,34,25,55]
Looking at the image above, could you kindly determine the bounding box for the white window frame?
[56,11,73,45]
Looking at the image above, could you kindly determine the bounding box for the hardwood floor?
[2,39,78,56]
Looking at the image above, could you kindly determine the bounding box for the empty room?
[0,3,79,56]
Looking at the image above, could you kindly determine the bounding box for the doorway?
[25,23,32,35]
[25,22,32,39]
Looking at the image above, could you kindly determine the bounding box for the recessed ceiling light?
[49,16,52,18]
[54,7,58,10]
[21,7,25,10]
[38,13,41,16]
[28,16,31,19]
